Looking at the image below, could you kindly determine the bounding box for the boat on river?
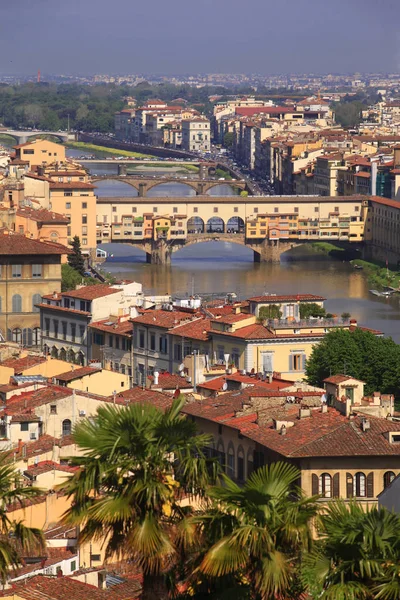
[369,289,395,297]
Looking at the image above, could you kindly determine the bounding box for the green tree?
[299,303,327,319]
[223,132,234,148]
[67,236,85,276]
[305,328,400,395]
[194,463,317,600]
[333,100,365,128]
[61,263,82,292]
[0,452,45,582]
[303,502,400,600]
[240,190,248,197]
[60,398,218,600]
[258,304,282,320]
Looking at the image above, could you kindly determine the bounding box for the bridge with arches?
[96,194,366,264]
[0,130,77,144]
[91,174,248,197]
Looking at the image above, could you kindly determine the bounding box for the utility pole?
[67,114,70,133]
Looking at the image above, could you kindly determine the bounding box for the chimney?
[361,418,370,432]
[268,373,273,384]
[321,404,328,413]
[153,371,159,386]
[280,424,286,436]
[18,439,23,453]
[299,407,311,419]
[350,319,357,327]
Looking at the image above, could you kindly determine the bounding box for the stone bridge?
[91,174,248,196]
[109,234,304,264]
[0,130,77,144]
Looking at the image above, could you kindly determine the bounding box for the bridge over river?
[95,194,368,264]
[0,130,77,144]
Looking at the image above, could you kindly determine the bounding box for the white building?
[181,117,211,152]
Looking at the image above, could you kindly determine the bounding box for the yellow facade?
[49,186,97,252]
[14,139,66,167]
[153,216,172,240]
[0,247,64,346]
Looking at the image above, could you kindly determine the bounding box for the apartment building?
[0,231,68,347]
[38,283,136,365]
[13,139,66,168]
[130,295,377,384]
[181,117,211,152]
[89,316,133,381]
[114,108,136,140]
[182,379,399,506]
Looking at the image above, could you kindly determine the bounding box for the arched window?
[59,348,67,361]
[12,294,22,313]
[12,328,22,343]
[384,471,395,489]
[32,294,42,313]
[237,446,245,482]
[76,352,85,366]
[227,443,235,478]
[319,473,332,498]
[227,216,245,233]
[51,346,58,359]
[33,327,41,346]
[187,216,205,234]
[217,440,225,470]
[247,449,254,477]
[43,344,49,356]
[354,472,366,497]
[22,328,33,347]
[62,419,72,437]
[206,217,225,233]
[67,349,75,363]
[120,364,126,375]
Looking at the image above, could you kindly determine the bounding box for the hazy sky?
[1,0,399,75]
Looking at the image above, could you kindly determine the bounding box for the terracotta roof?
[248,294,326,303]
[197,373,293,392]
[24,172,52,182]
[148,372,193,390]
[212,323,275,340]
[62,285,120,300]
[37,303,91,316]
[323,374,365,385]
[212,313,252,325]
[12,550,77,578]
[44,524,78,540]
[169,318,212,341]
[16,206,70,223]
[4,386,72,416]
[89,319,132,337]
[0,232,68,255]
[370,195,400,210]
[131,309,199,330]
[1,574,141,600]
[24,460,77,478]
[56,366,101,382]
[1,355,46,373]
[112,386,173,411]
[49,182,95,190]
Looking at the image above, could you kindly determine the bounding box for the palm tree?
[191,462,317,600]
[60,397,219,600]
[303,502,400,600]
[0,451,45,582]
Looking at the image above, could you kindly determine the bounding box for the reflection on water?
[100,242,400,342]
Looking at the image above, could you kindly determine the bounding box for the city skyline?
[1,0,399,76]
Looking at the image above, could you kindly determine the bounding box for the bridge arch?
[204,181,244,195]
[146,181,197,196]
[206,217,225,233]
[187,216,205,233]
[92,176,140,191]
[227,216,245,233]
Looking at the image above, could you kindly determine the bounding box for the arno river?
[62,148,400,343]
[23,147,400,341]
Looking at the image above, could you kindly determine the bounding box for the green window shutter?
[301,354,306,371]
[289,354,294,371]
[346,473,353,498]
[333,473,340,498]
[367,472,374,498]
[312,473,319,495]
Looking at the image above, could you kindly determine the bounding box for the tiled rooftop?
[0,232,68,255]
[131,309,200,329]
[62,285,120,300]
[56,366,101,383]
[1,355,46,373]
[89,319,132,337]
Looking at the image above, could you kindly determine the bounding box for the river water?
[63,149,400,342]
[0,143,396,340]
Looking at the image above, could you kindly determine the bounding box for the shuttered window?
[262,352,273,373]
[346,473,353,498]
[332,473,340,498]
[366,472,374,498]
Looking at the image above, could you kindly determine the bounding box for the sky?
[1,0,399,76]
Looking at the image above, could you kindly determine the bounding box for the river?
[2,142,398,340]
[66,148,400,342]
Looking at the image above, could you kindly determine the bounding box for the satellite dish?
[179,363,185,372]
[222,382,228,391]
